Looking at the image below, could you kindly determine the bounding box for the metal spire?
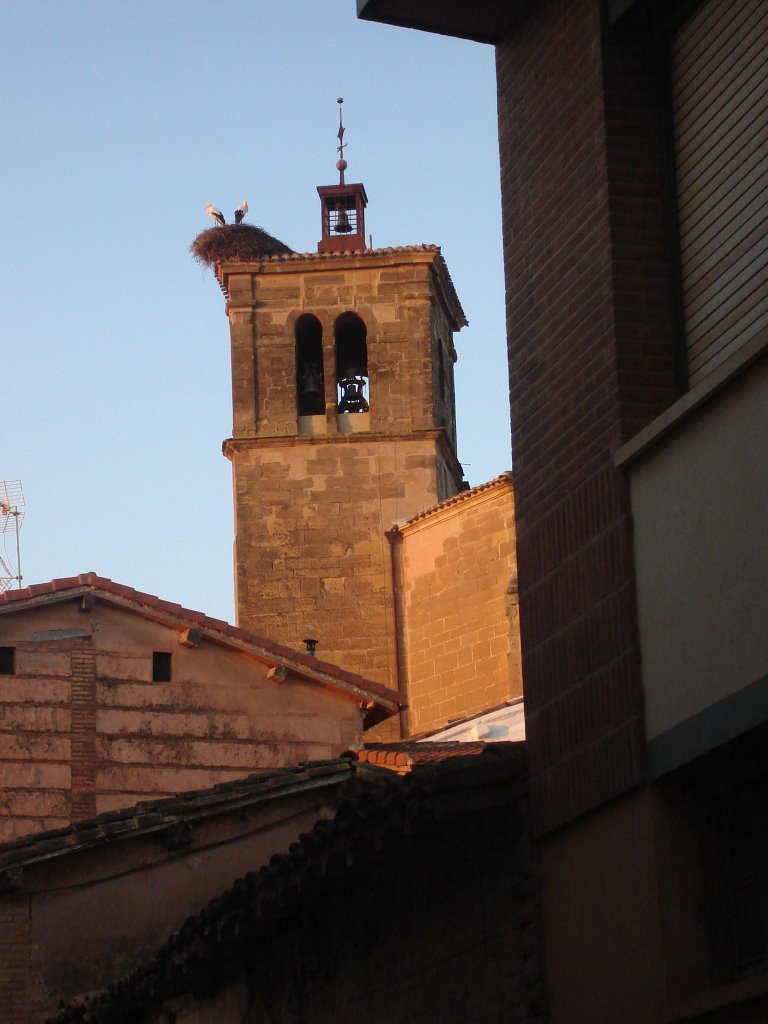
[336,97,348,185]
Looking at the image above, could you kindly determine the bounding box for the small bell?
[334,208,352,233]
[299,362,323,396]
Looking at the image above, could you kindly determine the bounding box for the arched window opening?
[295,315,325,416]
[334,312,369,414]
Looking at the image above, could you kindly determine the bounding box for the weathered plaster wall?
[393,475,520,735]
[0,602,361,841]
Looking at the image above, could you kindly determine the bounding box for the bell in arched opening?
[334,312,369,415]
[295,314,325,417]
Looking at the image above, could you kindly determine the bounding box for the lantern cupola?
[317,98,368,253]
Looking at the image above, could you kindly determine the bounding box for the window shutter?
[671,0,768,386]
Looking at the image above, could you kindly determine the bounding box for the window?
[0,647,15,674]
[334,312,369,413]
[295,314,325,417]
[152,651,172,682]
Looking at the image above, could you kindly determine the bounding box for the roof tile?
[0,574,404,713]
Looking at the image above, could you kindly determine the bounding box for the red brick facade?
[497,0,680,831]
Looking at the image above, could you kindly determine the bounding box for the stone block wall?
[391,474,520,735]
[230,434,448,689]
[222,249,463,442]
[221,248,466,692]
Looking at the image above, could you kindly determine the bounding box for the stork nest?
[190,224,294,266]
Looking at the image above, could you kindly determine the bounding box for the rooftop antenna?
[0,480,25,592]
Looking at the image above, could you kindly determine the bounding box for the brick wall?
[0,899,29,1024]
[497,0,680,832]
[393,474,521,735]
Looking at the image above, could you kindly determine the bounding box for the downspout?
[386,524,411,737]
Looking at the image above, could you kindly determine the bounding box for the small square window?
[152,651,172,682]
[0,647,15,674]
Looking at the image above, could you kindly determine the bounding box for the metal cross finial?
[336,97,347,185]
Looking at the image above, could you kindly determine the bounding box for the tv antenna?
[0,480,25,592]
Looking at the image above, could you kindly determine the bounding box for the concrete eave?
[356,0,525,44]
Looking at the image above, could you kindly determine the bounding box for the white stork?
[204,203,225,227]
[234,200,248,225]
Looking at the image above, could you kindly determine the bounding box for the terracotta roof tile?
[0,574,404,719]
[49,745,527,1023]
[0,759,357,870]
[357,741,501,772]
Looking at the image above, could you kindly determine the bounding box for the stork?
[234,200,248,225]
[204,203,225,227]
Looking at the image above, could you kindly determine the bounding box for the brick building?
[359,0,768,1020]
[0,574,401,843]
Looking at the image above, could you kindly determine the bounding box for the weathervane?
[336,97,348,186]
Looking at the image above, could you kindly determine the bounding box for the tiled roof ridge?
[0,572,404,711]
[390,470,513,531]
[356,739,521,769]
[0,759,357,868]
[227,243,441,262]
[48,746,527,1024]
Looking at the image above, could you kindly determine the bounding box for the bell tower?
[217,101,466,693]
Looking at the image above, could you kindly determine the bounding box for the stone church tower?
[214,113,467,692]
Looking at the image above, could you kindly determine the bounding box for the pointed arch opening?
[334,312,369,420]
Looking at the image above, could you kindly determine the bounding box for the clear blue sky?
[0,0,508,623]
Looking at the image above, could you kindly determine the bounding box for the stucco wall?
[393,475,520,735]
[630,357,768,755]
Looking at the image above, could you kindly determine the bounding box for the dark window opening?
[334,312,369,413]
[711,776,768,978]
[152,651,172,682]
[295,314,325,416]
[0,647,15,674]
[438,344,446,400]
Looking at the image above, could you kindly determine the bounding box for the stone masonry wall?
[222,249,465,692]
[231,434,446,689]
[394,475,521,735]
[224,251,461,442]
